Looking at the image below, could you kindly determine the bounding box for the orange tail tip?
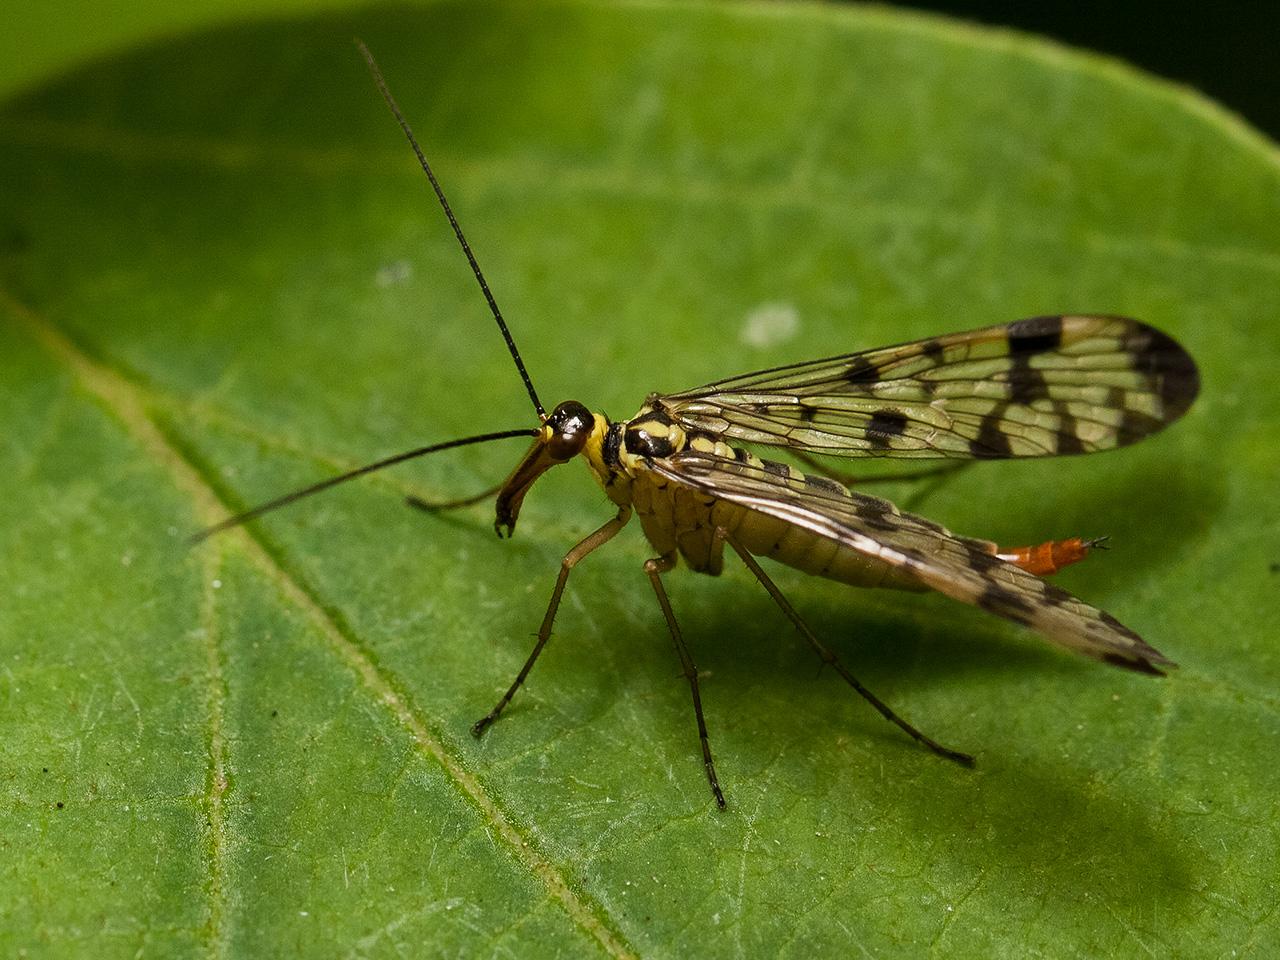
[996,536,1109,577]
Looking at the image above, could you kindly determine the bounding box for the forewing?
[658,315,1198,459]
[650,451,1173,673]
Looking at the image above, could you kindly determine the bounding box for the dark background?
[901,2,1277,139]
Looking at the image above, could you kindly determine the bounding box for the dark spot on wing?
[867,411,908,449]
[1131,324,1200,420]
[1098,610,1143,641]
[1044,399,1085,454]
[1102,653,1166,676]
[852,495,899,532]
[1005,319,1058,404]
[1042,583,1074,607]
[1118,408,1165,444]
[859,515,900,533]
[845,356,880,383]
[804,475,847,496]
[1054,432,1085,455]
[921,338,945,361]
[1054,423,1086,455]
[966,548,1003,573]
[1007,315,1064,354]
[762,459,789,478]
[969,405,1014,458]
[978,585,1036,625]
[733,446,750,463]
[854,495,895,516]
[1007,365,1049,404]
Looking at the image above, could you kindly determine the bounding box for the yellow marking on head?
[582,413,611,475]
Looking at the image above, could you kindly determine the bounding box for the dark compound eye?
[546,400,594,461]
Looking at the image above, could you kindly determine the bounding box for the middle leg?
[405,481,504,513]
[644,552,726,809]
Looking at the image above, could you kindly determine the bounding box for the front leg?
[472,506,631,736]
[405,481,503,513]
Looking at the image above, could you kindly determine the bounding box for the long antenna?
[189,428,536,543]
[356,39,547,420]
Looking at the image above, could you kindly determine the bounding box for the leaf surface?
[2,2,1278,956]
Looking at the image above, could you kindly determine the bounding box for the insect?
[196,44,1199,808]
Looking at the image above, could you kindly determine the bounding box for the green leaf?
[3,2,1278,956]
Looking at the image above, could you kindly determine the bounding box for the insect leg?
[790,450,970,488]
[472,506,631,737]
[714,526,975,768]
[644,553,726,810]
[406,481,503,513]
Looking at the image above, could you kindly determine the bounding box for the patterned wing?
[657,315,1198,459]
[649,451,1173,673]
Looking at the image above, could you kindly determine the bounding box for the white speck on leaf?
[376,259,413,287]
[740,302,800,349]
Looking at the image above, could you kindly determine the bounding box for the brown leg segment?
[714,526,975,768]
[644,552,726,810]
[472,506,631,737]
